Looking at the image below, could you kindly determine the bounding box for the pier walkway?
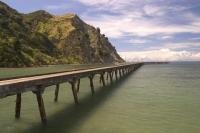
[0,63,143,124]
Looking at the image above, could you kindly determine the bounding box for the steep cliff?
[0,1,124,67]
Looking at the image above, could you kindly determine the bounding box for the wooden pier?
[0,63,143,124]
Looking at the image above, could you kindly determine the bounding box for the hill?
[0,1,124,67]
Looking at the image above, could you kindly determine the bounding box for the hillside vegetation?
[0,1,124,67]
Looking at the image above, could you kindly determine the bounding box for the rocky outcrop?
[0,1,124,67]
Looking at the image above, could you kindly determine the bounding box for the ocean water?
[0,62,200,133]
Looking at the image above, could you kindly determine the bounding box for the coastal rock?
[0,2,124,67]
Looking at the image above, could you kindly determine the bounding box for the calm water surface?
[0,62,200,133]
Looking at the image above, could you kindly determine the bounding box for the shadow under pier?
[21,70,139,133]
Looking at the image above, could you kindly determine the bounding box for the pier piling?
[115,70,118,80]
[34,86,47,125]
[100,73,106,87]
[109,71,113,84]
[15,93,21,119]
[0,63,143,124]
[89,75,95,95]
[77,79,80,92]
[70,80,79,104]
[54,84,60,102]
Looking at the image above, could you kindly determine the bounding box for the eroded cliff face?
[35,14,124,64]
[0,1,124,67]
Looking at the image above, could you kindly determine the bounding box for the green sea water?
[0,62,200,133]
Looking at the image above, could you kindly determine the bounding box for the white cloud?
[143,5,165,16]
[45,4,68,10]
[161,35,172,39]
[77,0,200,61]
[84,14,200,38]
[146,42,200,51]
[164,42,200,50]
[76,0,110,6]
[78,0,200,38]
[129,39,147,44]
[119,49,200,62]
[191,37,200,40]
[46,2,200,44]
[45,5,63,10]
[76,0,139,9]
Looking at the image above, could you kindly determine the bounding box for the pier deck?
[0,63,143,124]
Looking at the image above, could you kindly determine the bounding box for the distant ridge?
[0,1,124,67]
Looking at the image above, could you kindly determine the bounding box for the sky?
[2,0,200,61]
